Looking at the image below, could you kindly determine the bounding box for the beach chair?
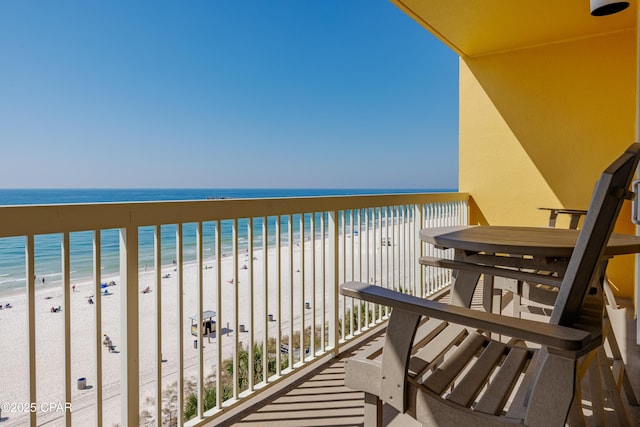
[340,143,640,426]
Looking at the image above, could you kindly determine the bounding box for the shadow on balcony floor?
[231,356,367,426]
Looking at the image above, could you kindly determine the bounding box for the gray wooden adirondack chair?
[340,143,640,426]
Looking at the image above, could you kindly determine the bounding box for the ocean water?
[0,188,449,294]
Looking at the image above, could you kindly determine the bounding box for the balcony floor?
[230,354,371,426]
[226,287,640,427]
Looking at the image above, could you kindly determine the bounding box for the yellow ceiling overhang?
[391,0,637,57]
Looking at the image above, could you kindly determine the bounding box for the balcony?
[0,192,468,426]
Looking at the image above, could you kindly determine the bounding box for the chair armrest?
[340,282,601,353]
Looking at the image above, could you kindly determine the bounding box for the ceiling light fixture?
[590,0,630,16]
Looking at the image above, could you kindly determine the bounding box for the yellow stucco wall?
[459,30,637,297]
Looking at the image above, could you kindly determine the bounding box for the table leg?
[449,269,481,308]
[481,275,505,314]
[547,210,559,227]
[569,214,582,230]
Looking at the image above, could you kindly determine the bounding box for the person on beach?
[103,334,116,352]
[42,277,45,287]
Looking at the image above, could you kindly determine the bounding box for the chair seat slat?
[356,317,450,366]
[447,341,508,407]
[421,332,487,394]
[474,346,531,415]
[412,317,450,353]
[409,323,467,377]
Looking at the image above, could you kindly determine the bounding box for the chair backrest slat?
[550,143,640,326]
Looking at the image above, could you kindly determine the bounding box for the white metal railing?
[0,192,468,426]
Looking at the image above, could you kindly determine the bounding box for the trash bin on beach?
[239,324,246,333]
[77,377,87,390]
[193,339,197,349]
[268,314,274,322]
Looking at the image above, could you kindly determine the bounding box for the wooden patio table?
[419,225,640,309]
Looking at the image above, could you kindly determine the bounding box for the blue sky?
[0,1,459,189]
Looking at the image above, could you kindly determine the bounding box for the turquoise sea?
[0,188,450,295]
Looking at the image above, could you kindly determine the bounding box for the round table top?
[419,225,640,258]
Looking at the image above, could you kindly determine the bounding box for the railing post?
[274,216,282,376]
[196,222,204,419]
[299,214,306,363]
[232,219,239,398]
[415,203,424,297]
[92,230,103,427]
[287,216,294,370]
[93,230,103,427]
[215,222,223,410]
[464,199,470,225]
[258,216,266,384]
[248,218,255,388]
[62,232,72,427]
[153,226,162,427]
[120,226,139,426]
[176,224,184,421]
[328,210,339,355]
[261,218,268,381]
[310,212,316,356]
[25,235,36,427]
[340,210,347,340]
[320,213,326,349]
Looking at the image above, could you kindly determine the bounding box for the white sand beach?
[0,233,393,426]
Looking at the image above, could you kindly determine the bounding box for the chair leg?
[568,352,594,427]
[596,347,631,426]
[603,314,639,406]
[586,352,605,425]
[567,395,586,427]
[364,392,383,427]
[524,350,577,427]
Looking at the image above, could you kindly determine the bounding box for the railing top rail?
[0,192,468,237]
